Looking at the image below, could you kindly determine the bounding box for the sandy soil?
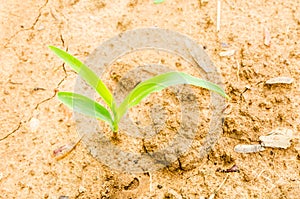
[0,0,299,198]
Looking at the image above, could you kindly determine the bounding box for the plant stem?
[112,121,118,133]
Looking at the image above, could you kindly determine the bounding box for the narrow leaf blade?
[117,72,229,120]
[58,92,113,128]
[49,46,114,109]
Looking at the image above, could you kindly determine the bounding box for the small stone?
[29,118,40,132]
[265,77,294,84]
[79,186,86,193]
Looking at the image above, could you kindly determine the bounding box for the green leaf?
[49,46,115,109]
[58,92,114,129]
[154,0,165,4]
[117,72,229,121]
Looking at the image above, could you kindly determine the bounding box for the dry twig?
[53,136,84,160]
[209,174,229,199]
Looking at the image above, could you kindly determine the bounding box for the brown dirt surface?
[0,0,299,198]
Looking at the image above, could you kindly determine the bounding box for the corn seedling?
[49,46,229,133]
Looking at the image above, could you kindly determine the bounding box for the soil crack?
[0,122,22,141]
[0,55,66,142]
[1,30,68,143]
[35,33,68,110]
[3,0,49,48]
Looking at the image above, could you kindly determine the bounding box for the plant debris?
[58,196,69,199]
[259,128,293,149]
[208,174,229,199]
[264,27,271,46]
[216,164,240,173]
[265,77,294,84]
[219,49,235,57]
[234,144,265,153]
[234,128,294,154]
[53,136,83,160]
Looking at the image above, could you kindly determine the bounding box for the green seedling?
[49,46,229,133]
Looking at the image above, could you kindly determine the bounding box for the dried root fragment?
[219,49,235,57]
[208,174,229,199]
[265,77,294,85]
[234,144,265,153]
[264,27,271,47]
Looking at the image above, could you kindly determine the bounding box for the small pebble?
[79,186,86,193]
[29,118,40,132]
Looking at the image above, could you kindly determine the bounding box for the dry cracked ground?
[0,0,300,198]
